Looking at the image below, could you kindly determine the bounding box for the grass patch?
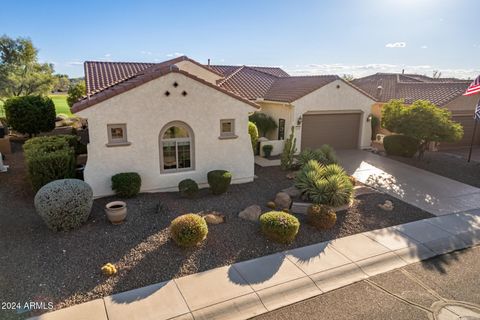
[0,94,71,118]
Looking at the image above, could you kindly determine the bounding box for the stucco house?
[352,73,477,149]
[72,57,259,197]
[72,56,377,197]
[208,65,376,155]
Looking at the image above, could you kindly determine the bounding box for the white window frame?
[159,121,195,173]
[219,119,237,139]
[106,124,130,147]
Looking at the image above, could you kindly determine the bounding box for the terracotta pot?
[105,201,127,224]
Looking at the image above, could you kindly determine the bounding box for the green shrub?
[383,134,419,158]
[262,144,273,158]
[111,172,142,198]
[297,145,337,168]
[295,160,353,207]
[23,136,76,191]
[178,179,199,198]
[4,95,56,137]
[248,121,259,153]
[170,213,208,247]
[259,211,300,244]
[249,113,277,137]
[34,179,93,231]
[281,126,297,170]
[207,170,232,195]
[307,204,337,230]
[370,115,380,140]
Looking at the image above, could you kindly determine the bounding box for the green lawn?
[0,94,72,118]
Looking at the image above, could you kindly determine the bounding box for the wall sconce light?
[297,115,303,125]
[366,114,373,122]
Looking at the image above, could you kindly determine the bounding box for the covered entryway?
[301,112,361,150]
[439,114,480,149]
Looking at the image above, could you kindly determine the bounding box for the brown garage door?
[439,114,480,149]
[301,112,361,150]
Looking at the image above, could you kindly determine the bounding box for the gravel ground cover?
[388,151,480,188]
[0,142,433,319]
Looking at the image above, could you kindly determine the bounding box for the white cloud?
[286,63,479,80]
[104,53,111,58]
[421,45,428,49]
[67,61,83,66]
[385,42,407,48]
[141,51,152,55]
[166,52,184,57]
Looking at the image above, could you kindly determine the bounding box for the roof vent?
[376,85,383,99]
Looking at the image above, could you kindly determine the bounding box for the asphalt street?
[251,245,480,320]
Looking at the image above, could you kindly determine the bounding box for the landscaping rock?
[378,200,394,211]
[274,192,292,209]
[282,186,301,198]
[286,172,297,180]
[238,205,262,222]
[200,211,226,224]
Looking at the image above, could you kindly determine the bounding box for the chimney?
[402,69,405,74]
[207,59,210,66]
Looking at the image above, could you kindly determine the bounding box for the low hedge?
[259,211,300,244]
[111,172,142,198]
[207,170,232,195]
[178,179,199,198]
[170,213,208,247]
[23,135,76,191]
[383,134,419,158]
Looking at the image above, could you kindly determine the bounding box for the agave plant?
[296,145,338,168]
[295,160,353,207]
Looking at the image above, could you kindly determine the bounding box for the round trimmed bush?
[178,179,199,198]
[170,214,208,247]
[111,172,141,198]
[207,170,232,195]
[259,211,300,244]
[248,121,259,153]
[307,204,337,230]
[383,134,419,158]
[34,179,93,231]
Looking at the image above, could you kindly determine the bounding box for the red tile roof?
[264,75,340,102]
[218,66,279,100]
[72,63,259,113]
[352,73,470,106]
[208,65,290,78]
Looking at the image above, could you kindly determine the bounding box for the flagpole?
[467,95,480,163]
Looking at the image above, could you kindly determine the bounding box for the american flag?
[464,75,480,96]
[475,98,480,120]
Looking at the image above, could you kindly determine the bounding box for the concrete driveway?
[337,150,480,216]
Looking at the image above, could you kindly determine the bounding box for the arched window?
[159,121,194,173]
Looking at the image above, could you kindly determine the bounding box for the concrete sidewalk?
[30,211,480,320]
[337,150,480,216]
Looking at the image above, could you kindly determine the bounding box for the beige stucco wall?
[76,72,256,197]
[443,94,479,114]
[256,101,294,140]
[292,79,375,150]
[175,60,223,84]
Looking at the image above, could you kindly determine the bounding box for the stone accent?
[274,192,292,209]
[239,205,262,222]
[281,186,301,198]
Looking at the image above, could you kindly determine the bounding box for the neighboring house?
[208,64,376,154]
[72,57,258,197]
[352,73,478,149]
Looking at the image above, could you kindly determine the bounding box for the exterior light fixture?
[297,115,303,125]
[366,114,373,122]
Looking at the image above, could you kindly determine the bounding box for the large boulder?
[34,179,93,231]
[274,192,292,209]
[238,205,262,222]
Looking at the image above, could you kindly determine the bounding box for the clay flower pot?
[105,201,127,224]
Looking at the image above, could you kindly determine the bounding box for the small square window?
[220,119,236,139]
[107,124,129,146]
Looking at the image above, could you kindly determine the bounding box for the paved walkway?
[254,156,280,167]
[337,150,480,216]
[30,211,480,320]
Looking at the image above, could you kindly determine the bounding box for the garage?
[301,112,361,150]
[439,114,480,149]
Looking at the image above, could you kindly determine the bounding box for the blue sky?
[1,0,478,78]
